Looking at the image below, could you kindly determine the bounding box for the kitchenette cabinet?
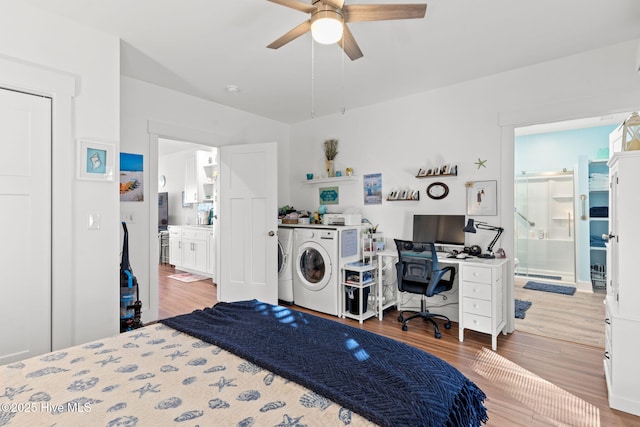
[183,149,217,204]
[168,225,215,278]
[181,227,209,272]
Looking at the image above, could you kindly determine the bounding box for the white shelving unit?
[198,151,217,202]
[588,159,608,288]
[340,262,378,323]
[362,232,385,263]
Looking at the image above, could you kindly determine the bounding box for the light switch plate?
[88,213,101,230]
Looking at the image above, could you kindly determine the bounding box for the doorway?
[512,116,622,347]
[157,137,217,319]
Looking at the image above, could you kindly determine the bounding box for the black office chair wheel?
[435,332,442,339]
[397,314,404,322]
[444,322,452,329]
[402,324,408,331]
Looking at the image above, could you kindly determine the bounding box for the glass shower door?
[514,171,576,283]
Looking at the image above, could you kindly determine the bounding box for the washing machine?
[292,227,339,315]
[277,227,294,303]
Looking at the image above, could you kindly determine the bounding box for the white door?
[0,88,52,364]
[218,142,278,304]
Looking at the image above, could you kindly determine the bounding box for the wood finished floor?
[158,264,639,426]
[514,277,606,348]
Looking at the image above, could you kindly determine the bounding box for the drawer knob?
[474,304,479,309]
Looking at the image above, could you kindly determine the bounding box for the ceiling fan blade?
[322,0,345,8]
[267,20,312,49]
[344,4,427,22]
[339,25,363,60]
[267,0,317,14]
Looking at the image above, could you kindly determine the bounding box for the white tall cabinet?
[604,151,640,416]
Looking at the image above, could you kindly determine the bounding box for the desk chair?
[394,239,456,338]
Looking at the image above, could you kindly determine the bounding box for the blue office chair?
[394,239,456,338]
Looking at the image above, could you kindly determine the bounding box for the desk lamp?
[463,219,504,259]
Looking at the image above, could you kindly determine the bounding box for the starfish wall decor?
[475,158,487,169]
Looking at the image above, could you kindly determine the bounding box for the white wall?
[290,40,640,331]
[290,40,640,254]
[0,2,121,346]
[120,76,290,321]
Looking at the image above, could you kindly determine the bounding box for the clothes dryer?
[277,227,294,303]
[292,228,339,315]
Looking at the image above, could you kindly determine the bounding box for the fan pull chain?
[311,38,315,119]
[340,35,345,115]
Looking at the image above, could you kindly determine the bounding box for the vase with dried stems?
[323,138,338,177]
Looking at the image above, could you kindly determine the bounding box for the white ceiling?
[23,0,640,124]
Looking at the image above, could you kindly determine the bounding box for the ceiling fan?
[267,0,427,60]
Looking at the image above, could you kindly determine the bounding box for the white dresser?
[603,151,640,416]
[458,259,508,351]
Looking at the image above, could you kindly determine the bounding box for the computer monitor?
[412,214,466,246]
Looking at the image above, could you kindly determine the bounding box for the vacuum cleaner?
[120,221,143,332]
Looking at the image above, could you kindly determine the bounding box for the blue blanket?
[162,300,488,427]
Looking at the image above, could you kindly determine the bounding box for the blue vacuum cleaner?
[120,221,143,332]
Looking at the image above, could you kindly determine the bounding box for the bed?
[0,300,487,426]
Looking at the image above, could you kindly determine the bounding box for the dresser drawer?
[463,265,492,284]
[462,281,492,301]
[463,312,492,334]
[463,297,492,317]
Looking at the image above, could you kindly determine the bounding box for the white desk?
[376,249,509,350]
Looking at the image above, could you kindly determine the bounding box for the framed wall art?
[319,186,339,205]
[120,152,144,202]
[466,180,497,216]
[364,173,382,205]
[77,139,115,181]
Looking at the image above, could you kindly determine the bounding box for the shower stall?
[514,170,576,283]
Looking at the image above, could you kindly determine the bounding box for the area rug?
[514,299,532,319]
[524,281,576,295]
[471,348,600,427]
[167,272,209,283]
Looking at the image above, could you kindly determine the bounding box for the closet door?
[0,88,52,364]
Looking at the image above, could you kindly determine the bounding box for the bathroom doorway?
[512,116,624,347]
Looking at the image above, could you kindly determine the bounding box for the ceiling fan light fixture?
[311,10,344,45]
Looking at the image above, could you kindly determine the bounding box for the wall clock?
[426,182,449,200]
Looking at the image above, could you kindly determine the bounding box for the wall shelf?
[387,189,419,201]
[415,172,457,179]
[302,175,359,184]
